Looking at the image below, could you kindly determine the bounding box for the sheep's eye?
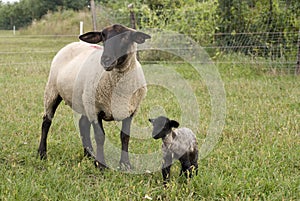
[101,32,106,40]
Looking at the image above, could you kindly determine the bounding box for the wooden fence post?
[128,3,139,60]
[90,0,97,31]
[128,3,136,30]
[296,29,300,75]
[80,21,83,35]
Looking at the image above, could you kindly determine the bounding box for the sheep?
[38,24,151,170]
[149,116,198,184]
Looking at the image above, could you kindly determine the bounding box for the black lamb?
[149,116,198,185]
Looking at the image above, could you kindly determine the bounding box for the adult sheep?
[38,24,151,170]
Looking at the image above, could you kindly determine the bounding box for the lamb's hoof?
[94,160,108,171]
[38,150,47,160]
[118,161,133,171]
[163,181,170,188]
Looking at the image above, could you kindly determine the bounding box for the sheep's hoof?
[94,160,108,171]
[83,148,93,159]
[118,161,133,171]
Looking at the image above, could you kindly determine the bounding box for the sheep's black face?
[100,27,132,71]
[79,24,151,71]
[149,116,180,140]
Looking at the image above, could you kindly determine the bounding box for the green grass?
[19,9,113,36]
[19,10,92,35]
[0,34,300,201]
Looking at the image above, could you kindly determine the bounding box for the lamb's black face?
[149,116,180,140]
[79,24,151,71]
[149,116,170,139]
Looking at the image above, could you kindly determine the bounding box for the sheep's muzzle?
[101,55,117,71]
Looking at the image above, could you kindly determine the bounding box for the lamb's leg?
[179,154,192,178]
[190,149,199,176]
[79,115,93,158]
[92,120,107,170]
[162,152,172,185]
[38,95,62,159]
[119,116,132,170]
[191,162,198,176]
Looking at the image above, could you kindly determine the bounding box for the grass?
[19,9,115,36]
[0,33,300,200]
[19,10,93,36]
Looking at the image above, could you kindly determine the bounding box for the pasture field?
[0,35,300,200]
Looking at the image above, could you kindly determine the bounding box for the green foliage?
[101,0,299,60]
[216,0,300,59]
[0,2,32,29]
[0,0,87,29]
[62,0,86,11]
[122,0,219,47]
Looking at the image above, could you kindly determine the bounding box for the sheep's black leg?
[119,116,132,170]
[92,120,107,170]
[79,115,92,158]
[162,152,173,185]
[38,115,51,159]
[38,95,62,160]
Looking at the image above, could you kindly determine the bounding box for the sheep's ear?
[79,32,103,44]
[170,120,179,128]
[131,31,151,44]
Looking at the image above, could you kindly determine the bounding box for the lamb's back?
[170,128,198,157]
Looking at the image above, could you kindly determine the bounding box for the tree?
[0,0,90,29]
[63,0,86,11]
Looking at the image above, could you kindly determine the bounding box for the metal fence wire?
[91,1,299,74]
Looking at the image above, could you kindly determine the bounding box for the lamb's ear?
[131,31,151,44]
[170,120,179,128]
[79,32,103,44]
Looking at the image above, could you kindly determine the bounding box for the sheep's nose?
[101,55,113,67]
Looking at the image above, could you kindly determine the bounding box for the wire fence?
[90,3,299,74]
[0,33,298,75]
[0,2,299,75]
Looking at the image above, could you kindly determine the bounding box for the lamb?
[149,116,198,184]
[38,24,151,170]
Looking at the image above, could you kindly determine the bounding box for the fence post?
[80,21,84,35]
[128,3,136,30]
[90,0,97,31]
[128,4,139,60]
[13,25,16,35]
[296,29,300,75]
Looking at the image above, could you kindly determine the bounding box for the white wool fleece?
[44,41,147,122]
